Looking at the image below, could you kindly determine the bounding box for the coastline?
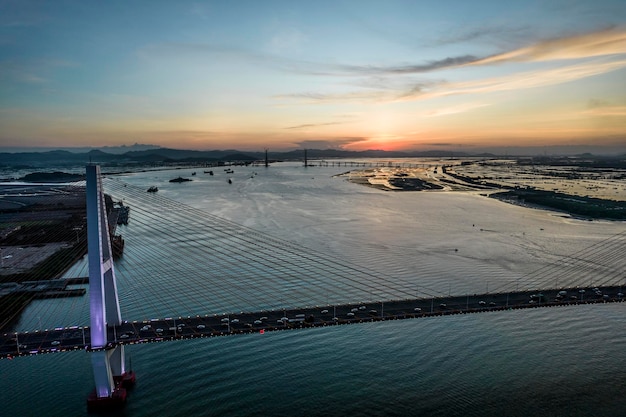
[340,164,626,220]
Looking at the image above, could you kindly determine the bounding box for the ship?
[169,177,192,183]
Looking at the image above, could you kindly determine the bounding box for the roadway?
[2,285,623,359]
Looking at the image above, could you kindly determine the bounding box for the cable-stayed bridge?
[1,165,625,409]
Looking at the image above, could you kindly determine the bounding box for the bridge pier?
[86,165,135,411]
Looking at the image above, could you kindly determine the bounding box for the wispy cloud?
[276,90,392,104]
[295,138,364,149]
[416,59,626,99]
[335,55,479,75]
[301,27,626,76]
[139,41,479,77]
[281,58,626,105]
[139,27,626,82]
[581,105,626,117]
[585,98,626,117]
[330,27,626,77]
[271,27,626,108]
[433,24,531,47]
[285,121,344,130]
[424,142,476,148]
[469,27,626,65]
[422,102,490,117]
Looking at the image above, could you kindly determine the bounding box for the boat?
[147,186,158,193]
[169,177,192,183]
[114,203,130,225]
[112,235,125,258]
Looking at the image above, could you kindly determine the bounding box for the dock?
[0,278,87,299]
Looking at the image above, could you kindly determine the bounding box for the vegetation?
[21,171,84,182]
[490,189,626,220]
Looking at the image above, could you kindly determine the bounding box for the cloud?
[284,58,626,105]
[295,138,364,149]
[285,121,345,130]
[433,24,531,46]
[271,27,626,109]
[469,27,626,65]
[422,102,490,117]
[587,98,613,108]
[332,27,626,77]
[295,27,626,77]
[418,59,626,99]
[423,142,476,148]
[331,28,626,79]
[581,106,626,117]
[335,55,479,75]
[276,90,392,104]
[140,41,478,77]
[139,27,626,81]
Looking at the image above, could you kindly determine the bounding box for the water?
[2,161,625,416]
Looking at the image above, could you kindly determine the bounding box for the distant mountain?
[0,143,160,154]
[0,146,623,171]
[0,147,265,168]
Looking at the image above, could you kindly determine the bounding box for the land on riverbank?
[341,157,626,219]
[0,182,129,329]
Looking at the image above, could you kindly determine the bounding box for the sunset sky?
[1,1,625,153]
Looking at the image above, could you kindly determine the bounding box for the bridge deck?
[2,285,623,359]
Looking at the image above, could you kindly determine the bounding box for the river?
[2,160,625,416]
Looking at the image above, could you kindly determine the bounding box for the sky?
[1,0,625,154]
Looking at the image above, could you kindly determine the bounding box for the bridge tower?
[85,165,135,410]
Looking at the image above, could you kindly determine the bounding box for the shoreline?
[341,165,626,220]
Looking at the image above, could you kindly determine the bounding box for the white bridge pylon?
[86,165,125,399]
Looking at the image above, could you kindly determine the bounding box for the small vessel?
[115,203,130,225]
[147,186,158,193]
[169,177,192,183]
